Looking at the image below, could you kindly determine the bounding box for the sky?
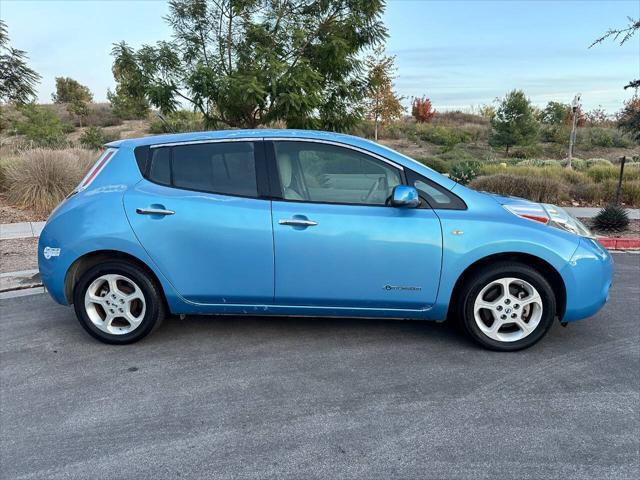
[1,0,638,114]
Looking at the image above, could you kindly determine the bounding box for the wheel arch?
[448,252,567,321]
[64,250,167,307]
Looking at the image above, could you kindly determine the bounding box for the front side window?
[274,141,401,205]
[146,142,258,197]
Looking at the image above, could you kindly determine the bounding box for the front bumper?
[561,237,614,322]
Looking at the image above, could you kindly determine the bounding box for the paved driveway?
[1,253,638,480]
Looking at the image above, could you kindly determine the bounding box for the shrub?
[148,110,205,134]
[509,144,542,159]
[577,127,631,149]
[411,96,436,123]
[14,105,70,148]
[79,126,120,149]
[416,156,449,174]
[5,148,96,214]
[593,205,630,232]
[414,123,470,148]
[450,161,481,185]
[0,156,16,191]
[517,159,561,167]
[470,174,568,203]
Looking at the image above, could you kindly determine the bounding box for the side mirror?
[390,185,420,208]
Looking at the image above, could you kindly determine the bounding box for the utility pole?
[567,93,581,169]
[615,156,626,206]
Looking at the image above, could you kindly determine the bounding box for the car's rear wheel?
[73,261,165,344]
[457,262,556,351]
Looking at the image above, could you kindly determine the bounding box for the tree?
[364,46,403,140]
[411,96,436,123]
[107,42,150,119]
[0,20,41,105]
[52,77,93,127]
[591,17,639,91]
[617,96,640,142]
[52,77,93,104]
[110,0,387,131]
[539,101,569,125]
[489,90,539,155]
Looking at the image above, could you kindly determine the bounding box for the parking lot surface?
[1,253,638,480]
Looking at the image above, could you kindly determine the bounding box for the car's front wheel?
[73,261,165,344]
[458,262,556,351]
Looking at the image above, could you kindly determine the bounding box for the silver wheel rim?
[473,277,543,343]
[84,274,146,335]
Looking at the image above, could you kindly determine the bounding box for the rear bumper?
[561,237,613,322]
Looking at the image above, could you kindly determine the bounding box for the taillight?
[76,149,116,192]
[504,204,549,224]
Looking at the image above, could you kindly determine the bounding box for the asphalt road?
[1,253,639,480]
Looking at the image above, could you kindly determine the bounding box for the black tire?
[456,262,556,351]
[73,261,165,344]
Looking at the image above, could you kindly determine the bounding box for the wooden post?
[614,156,626,205]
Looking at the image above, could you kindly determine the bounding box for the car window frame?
[264,139,408,208]
[404,168,467,211]
[134,140,270,200]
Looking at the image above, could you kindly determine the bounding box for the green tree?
[52,77,93,127]
[52,77,93,104]
[490,90,539,155]
[107,42,151,119]
[110,0,387,131]
[0,20,41,105]
[364,46,404,140]
[539,101,569,125]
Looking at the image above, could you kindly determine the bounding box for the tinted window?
[171,142,257,197]
[274,141,401,205]
[148,148,171,185]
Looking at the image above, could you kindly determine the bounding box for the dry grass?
[4,148,97,215]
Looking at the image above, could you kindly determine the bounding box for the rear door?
[124,140,274,305]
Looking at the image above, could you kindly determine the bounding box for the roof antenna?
[155,112,175,133]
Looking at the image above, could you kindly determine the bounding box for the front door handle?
[279,219,318,227]
[136,207,175,216]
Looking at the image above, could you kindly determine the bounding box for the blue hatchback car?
[39,130,613,350]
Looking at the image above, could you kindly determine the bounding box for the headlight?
[503,203,594,238]
[542,204,594,238]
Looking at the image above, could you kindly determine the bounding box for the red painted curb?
[596,237,640,251]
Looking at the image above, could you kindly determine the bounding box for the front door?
[124,140,274,305]
[269,140,442,310]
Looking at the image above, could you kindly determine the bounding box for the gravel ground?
[0,195,44,224]
[0,237,39,273]
[585,218,640,237]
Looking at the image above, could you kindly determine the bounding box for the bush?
[148,110,205,134]
[14,105,70,148]
[577,127,631,149]
[79,126,121,149]
[5,148,96,215]
[593,205,630,232]
[517,159,561,167]
[470,174,568,203]
[509,144,542,159]
[0,156,15,192]
[413,123,471,148]
[416,156,449,174]
[450,161,481,185]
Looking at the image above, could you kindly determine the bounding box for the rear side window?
[143,142,258,198]
[148,148,171,185]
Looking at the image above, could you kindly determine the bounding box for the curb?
[597,237,640,251]
[0,221,46,240]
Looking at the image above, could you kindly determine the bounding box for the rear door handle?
[136,207,175,216]
[279,219,318,227]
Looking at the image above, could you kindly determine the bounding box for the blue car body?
[38,129,613,324]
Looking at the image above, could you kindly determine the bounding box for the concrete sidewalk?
[0,221,45,240]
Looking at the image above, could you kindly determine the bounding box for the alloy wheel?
[84,274,146,335]
[473,277,543,343]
